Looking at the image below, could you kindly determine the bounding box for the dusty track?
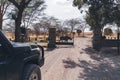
[41,38,120,80]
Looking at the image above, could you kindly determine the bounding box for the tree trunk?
[0,13,2,30]
[0,6,3,30]
[43,29,46,40]
[92,26,102,51]
[82,30,85,37]
[15,9,24,42]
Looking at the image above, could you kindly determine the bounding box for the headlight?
[37,48,42,58]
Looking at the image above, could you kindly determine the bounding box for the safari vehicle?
[0,31,44,80]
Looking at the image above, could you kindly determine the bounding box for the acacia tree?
[76,20,89,37]
[73,0,119,50]
[22,1,45,28]
[65,19,79,37]
[8,0,44,42]
[32,16,60,40]
[33,23,41,40]
[0,0,10,30]
[33,22,47,40]
[22,1,45,42]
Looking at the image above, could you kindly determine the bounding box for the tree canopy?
[73,0,120,29]
[0,0,10,30]
[73,0,120,50]
[8,0,44,42]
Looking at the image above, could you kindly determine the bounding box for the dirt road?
[41,38,120,80]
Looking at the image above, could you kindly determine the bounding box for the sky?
[44,0,83,20]
[3,0,87,30]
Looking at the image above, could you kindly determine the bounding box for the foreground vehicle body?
[0,31,44,80]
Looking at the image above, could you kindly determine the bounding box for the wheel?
[23,64,41,80]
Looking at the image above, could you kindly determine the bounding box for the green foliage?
[73,0,120,50]
[73,0,85,9]
[85,13,95,30]
[73,0,120,29]
[8,0,45,42]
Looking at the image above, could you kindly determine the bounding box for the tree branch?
[3,3,10,16]
[25,0,32,5]
[8,0,19,8]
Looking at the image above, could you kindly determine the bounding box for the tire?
[23,64,41,80]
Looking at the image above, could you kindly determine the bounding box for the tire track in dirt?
[61,38,89,80]
[42,48,73,80]
[41,38,93,80]
[41,49,64,74]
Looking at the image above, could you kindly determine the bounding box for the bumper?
[37,45,45,67]
[39,58,44,67]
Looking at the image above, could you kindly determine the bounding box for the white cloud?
[56,0,71,5]
[44,0,83,20]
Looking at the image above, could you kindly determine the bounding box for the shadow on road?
[63,58,80,68]
[45,45,74,51]
[46,48,57,51]
[63,47,120,80]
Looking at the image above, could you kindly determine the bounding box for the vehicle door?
[0,44,7,80]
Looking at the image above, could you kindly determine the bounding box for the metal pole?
[73,32,75,47]
[117,27,120,55]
